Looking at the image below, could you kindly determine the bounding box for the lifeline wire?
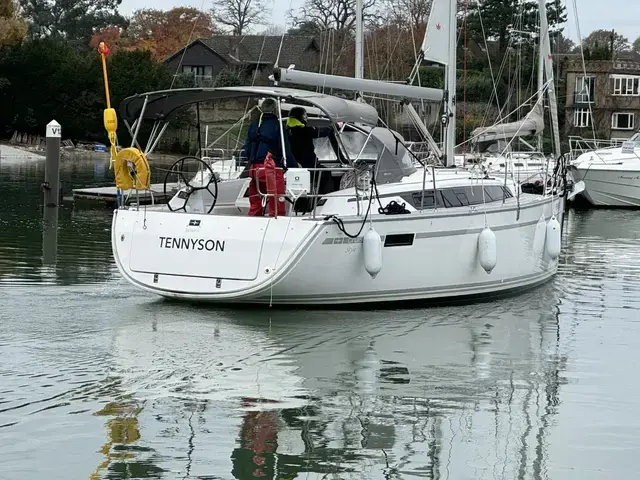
[324,180,376,239]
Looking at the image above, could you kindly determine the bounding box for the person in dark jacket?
[241,97,297,216]
[286,106,335,169]
[286,107,336,207]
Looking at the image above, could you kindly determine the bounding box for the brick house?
[164,35,322,87]
[565,55,640,141]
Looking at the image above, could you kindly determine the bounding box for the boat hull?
[112,194,565,306]
[569,165,640,207]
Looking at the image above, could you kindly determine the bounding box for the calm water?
[2,154,640,479]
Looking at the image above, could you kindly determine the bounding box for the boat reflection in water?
[98,288,565,478]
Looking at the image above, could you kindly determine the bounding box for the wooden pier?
[65,183,178,207]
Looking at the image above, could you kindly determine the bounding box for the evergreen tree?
[465,0,567,55]
[18,0,126,46]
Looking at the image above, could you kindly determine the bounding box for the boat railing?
[253,165,380,220]
[568,136,625,163]
[504,150,546,160]
[200,147,247,171]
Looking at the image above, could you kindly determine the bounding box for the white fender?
[532,214,547,256]
[545,215,561,259]
[362,226,382,278]
[477,226,497,274]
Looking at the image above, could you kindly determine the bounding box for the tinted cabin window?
[401,186,512,209]
[484,185,512,201]
[440,188,463,208]
[409,191,441,208]
[384,233,415,247]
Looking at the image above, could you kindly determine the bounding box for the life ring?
[114,147,151,190]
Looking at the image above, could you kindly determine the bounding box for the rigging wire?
[457,81,553,150]
[168,0,208,91]
[570,0,597,141]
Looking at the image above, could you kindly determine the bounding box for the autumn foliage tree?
[89,25,126,53]
[124,7,218,60]
[0,0,27,46]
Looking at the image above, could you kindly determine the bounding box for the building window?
[573,108,591,128]
[612,112,635,130]
[182,65,213,77]
[575,76,595,103]
[612,75,640,96]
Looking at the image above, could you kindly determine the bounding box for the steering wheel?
[163,156,219,213]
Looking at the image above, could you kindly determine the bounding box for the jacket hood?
[286,118,305,128]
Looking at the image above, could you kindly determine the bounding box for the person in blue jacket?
[241,97,297,216]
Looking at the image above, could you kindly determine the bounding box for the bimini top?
[119,86,379,126]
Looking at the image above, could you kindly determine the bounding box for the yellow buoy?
[103,106,118,162]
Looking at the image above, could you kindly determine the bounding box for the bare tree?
[212,0,266,36]
[380,0,431,30]
[258,24,284,36]
[292,0,377,33]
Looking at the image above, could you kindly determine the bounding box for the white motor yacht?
[568,132,640,207]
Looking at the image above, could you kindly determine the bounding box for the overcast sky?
[118,0,640,45]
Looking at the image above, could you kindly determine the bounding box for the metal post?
[196,102,202,158]
[536,29,544,152]
[444,0,457,167]
[355,0,364,80]
[131,95,147,148]
[43,120,61,207]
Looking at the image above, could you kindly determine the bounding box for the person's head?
[258,97,278,115]
[289,106,308,124]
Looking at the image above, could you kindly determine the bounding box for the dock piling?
[43,120,61,207]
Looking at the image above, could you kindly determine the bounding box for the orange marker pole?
[97,42,118,170]
[98,42,111,109]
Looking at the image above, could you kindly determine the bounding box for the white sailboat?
[568,132,640,206]
[452,5,558,185]
[109,0,574,306]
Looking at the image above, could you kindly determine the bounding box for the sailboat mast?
[537,0,561,157]
[536,30,544,151]
[444,0,457,166]
[355,0,364,80]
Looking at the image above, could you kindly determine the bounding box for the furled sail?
[470,103,545,151]
[419,0,451,65]
[273,68,443,103]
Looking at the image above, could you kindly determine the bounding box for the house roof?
[166,35,319,67]
[618,50,640,62]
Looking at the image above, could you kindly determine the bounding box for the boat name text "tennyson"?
[158,236,225,252]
